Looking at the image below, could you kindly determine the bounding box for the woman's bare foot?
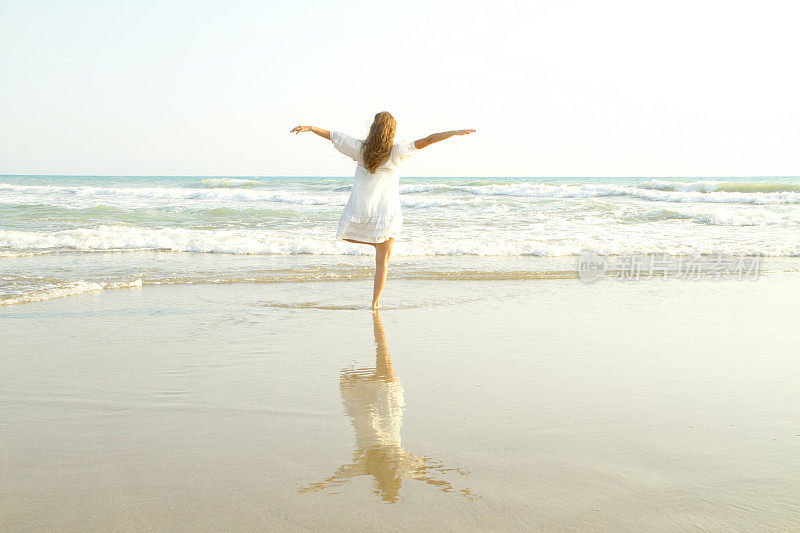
[371,302,380,310]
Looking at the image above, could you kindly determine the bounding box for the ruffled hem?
[337,214,402,243]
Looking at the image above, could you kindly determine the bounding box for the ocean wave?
[0,196,481,212]
[453,182,800,204]
[641,179,724,192]
[199,178,262,188]
[643,179,800,193]
[0,249,57,258]
[0,227,365,255]
[0,183,344,205]
[623,207,792,226]
[0,279,142,306]
[0,183,486,210]
[398,181,800,204]
[4,180,800,206]
[401,197,485,208]
[623,209,694,223]
[690,213,783,226]
[2,226,798,257]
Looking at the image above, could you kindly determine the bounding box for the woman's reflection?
[300,311,476,503]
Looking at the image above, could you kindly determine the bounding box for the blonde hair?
[361,111,396,173]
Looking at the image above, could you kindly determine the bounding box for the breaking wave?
[2,226,797,257]
[0,279,142,306]
[3,180,800,207]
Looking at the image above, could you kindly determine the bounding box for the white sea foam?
[0,183,490,210]
[401,197,485,208]
[0,279,142,306]
[453,182,800,204]
[0,250,54,258]
[642,179,725,192]
[0,227,368,255]
[402,181,800,204]
[2,226,798,257]
[0,183,344,205]
[3,180,800,207]
[691,213,780,226]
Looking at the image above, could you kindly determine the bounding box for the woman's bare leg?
[372,238,395,310]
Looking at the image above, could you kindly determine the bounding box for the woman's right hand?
[290,125,331,140]
[453,129,476,135]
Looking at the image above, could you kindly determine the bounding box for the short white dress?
[331,131,418,243]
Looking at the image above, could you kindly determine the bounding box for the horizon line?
[2,174,799,179]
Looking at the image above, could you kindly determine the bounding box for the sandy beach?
[2,275,799,531]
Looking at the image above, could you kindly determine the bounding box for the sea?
[1,175,799,306]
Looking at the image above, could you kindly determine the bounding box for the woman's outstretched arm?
[290,125,330,140]
[414,129,475,149]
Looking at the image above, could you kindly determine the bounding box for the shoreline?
[3,251,799,308]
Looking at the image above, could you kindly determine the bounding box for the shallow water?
[2,175,800,305]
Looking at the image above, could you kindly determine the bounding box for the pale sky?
[1,0,798,177]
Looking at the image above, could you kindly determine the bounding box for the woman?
[290,111,475,309]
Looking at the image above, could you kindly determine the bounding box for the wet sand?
[2,276,799,531]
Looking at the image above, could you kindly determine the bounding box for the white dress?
[330,131,418,243]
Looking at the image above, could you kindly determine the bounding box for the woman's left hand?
[290,125,312,134]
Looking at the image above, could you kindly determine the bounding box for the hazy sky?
[1,0,798,177]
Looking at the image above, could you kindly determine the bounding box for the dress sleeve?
[392,139,419,165]
[330,131,362,162]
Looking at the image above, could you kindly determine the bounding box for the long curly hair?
[361,111,396,173]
